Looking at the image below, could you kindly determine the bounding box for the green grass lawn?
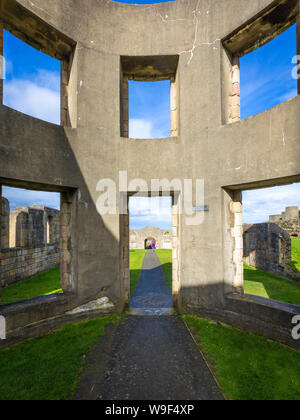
[244,265,300,305]
[130,250,146,294]
[0,315,123,400]
[2,267,62,305]
[156,249,172,290]
[184,315,300,400]
[288,237,300,273]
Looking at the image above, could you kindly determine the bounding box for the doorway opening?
[144,238,156,249]
[121,194,180,312]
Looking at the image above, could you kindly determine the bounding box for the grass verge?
[130,250,146,294]
[288,237,300,273]
[2,266,62,304]
[0,315,123,400]
[184,315,300,400]
[156,249,172,290]
[244,265,300,305]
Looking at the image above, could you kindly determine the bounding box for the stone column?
[170,76,178,137]
[230,55,240,123]
[120,73,129,138]
[61,58,70,126]
[231,192,244,294]
[60,191,74,292]
[223,189,244,295]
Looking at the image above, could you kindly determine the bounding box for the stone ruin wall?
[1,197,60,287]
[130,226,172,250]
[243,223,292,278]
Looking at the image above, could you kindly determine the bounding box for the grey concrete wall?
[0,0,299,337]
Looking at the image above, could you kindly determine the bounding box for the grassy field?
[154,248,300,305]
[288,237,300,273]
[184,315,300,400]
[0,315,123,400]
[156,249,172,290]
[244,265,300,305]
[129,249,146,294]
[2,267,62,305]
[2,239,300,307]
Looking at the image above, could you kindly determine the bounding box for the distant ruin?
[243,223,291,277]
[1,197,60,287]
[269,206,300,237]
[130,226,172,250]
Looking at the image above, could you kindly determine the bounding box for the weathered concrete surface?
[74,316,224,400]
[130,250,173,309]
[0,0,299,343]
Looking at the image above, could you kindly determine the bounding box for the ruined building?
[130,226,172,250]
[0,0,299,349]
[269,206,300,237]
[1,197,60,286]
[243,223,291,277]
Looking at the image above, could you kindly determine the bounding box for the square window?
[120,55,179,138]
[129,80,171,138]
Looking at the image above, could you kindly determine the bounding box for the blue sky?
[1,13,299,228]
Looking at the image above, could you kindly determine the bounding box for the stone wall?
[243,223,291,277]
[269,206,300,237]
[0,198,60,286]
[1,198,9,249]
[130,226,172,250]
[1,244,60,287]
[9,206,60,248]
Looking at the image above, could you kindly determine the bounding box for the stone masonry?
[130,226,172,250]
[243,223,291,277]
[269,206,300,237]
[1,197,60,286]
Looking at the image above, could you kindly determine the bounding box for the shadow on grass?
[287,260,300,273]
[1,266,62,305]
[244,265,300,306]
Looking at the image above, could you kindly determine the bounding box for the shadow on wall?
[0,108,122,311]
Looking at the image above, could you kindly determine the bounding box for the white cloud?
[3,69,60,124]
[2,187,60,210]
[129,119,153,139]
[243,183,300,224]
[129,196,172,229]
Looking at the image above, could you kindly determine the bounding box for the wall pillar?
[61,58,70,127]
[60,191,75,293]
[229,55,240,123]
[170,76,179,137]
[231,192,244,294]
[120,74,129,138]
[223,189,244,295]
